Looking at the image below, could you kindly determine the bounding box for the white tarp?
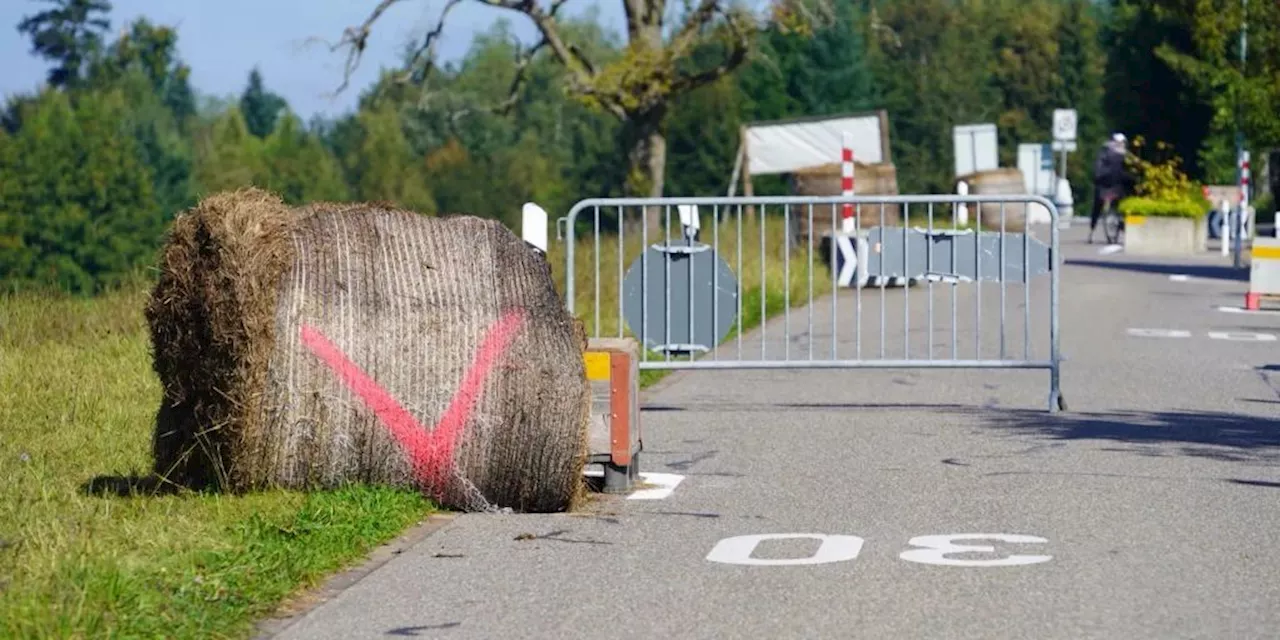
[744,113,885,175]
[953,123,998,177]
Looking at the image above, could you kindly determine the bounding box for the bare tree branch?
[446,36,548,125]
[669,0,722,56]
[670,5,754,94]
[337,0,602,101]
[397,0,467,85]
[330,0,407,95]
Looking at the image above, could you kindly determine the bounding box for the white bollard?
[1221,199,1230,257]
[522,202,549,254]
[956,181,969,226]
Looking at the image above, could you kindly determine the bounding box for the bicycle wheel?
[1103,204,1122,245]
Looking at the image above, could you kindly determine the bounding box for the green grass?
[0,286,434,639]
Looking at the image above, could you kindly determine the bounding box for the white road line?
[1098,244,1123,255]
[1127,328,1191,338]
[1217,305,1280,316]
[1207,331,1277,342]
[1169,274,1191,282]
[628,473,685,500]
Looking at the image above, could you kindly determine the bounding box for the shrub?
[1119,136,1210,219]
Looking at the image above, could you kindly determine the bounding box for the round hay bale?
[957,168,1029,231]
[145,188,589,513]
[789,162,902,240]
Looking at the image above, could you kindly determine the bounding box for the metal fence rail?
[561,195,1064,412]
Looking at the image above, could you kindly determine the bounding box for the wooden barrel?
[958,168,1029,231]
[790,162,901,243]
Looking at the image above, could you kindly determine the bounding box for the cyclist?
[1089,133,1133,244]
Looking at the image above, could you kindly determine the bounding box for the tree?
[333,0,828,206]
[192,106,265,194]
[1150,0,1280,181]
[344,103,436,213]
[1055,0,1109,206]
[240,68,288,139]
[860,0,1002,193]
[0,88,158,293]
[16,0,112,88]
[1102,0,1215,179]
[88,17,197,125]
[260,113,351,204]
[88,18,200,218]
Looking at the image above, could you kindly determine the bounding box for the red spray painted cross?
[299,310,526,490]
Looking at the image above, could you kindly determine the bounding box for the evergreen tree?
[239,68,288,139]
[260,113,350,204]
[346,104,435,214]
[0,88,158,292]
[193,106,264,194]
[16,0,112,88]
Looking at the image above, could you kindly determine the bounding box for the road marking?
[1127,328,1191,338]
[581,469,685,499]
[1207,331,1277,342]
[706,534,865,566]
[1169,274,1191,282]
[628,473,685,500]
[1217,305,1280,316]
[1098,244,1123,255]
[900,534,1052,567]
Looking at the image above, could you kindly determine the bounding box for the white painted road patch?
[1169,274,1191,282]
[1217,305,1280,316]
[706,532,1052,568]
[706,534,865,566]
[1207,331,1277,342]
[899,534,1053,567]
[1127,328,1191,338]
[1098,244,1123,255]
[628,473,685,500]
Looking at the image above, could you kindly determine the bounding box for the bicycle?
[1099,187,1124,245]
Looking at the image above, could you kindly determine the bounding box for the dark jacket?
[1093,145,1128,190]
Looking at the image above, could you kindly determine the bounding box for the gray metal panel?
[865,227,1051,283]
[622,242,740,354]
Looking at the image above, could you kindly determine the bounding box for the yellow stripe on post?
[583,351,612,381]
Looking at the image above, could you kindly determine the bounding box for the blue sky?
[0,0,625,119]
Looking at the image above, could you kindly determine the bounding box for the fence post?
[956,181,970,226]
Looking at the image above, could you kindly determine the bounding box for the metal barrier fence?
[560,195,1064,412]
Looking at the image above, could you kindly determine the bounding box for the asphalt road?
[269,224,1280,640]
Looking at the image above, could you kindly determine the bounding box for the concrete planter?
[1123,215,1203,256]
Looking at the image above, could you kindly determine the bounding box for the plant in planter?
[1117,137,1212,254]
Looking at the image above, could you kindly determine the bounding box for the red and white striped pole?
[1240,151,1251,205]
[841,131,855,234]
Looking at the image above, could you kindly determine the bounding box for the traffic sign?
[621,242,738,355]
[1052,109,1077,142]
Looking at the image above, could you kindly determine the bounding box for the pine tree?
[239,68,288,139]
[16,0,112,88]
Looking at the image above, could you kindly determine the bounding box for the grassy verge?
[0,286,434,639]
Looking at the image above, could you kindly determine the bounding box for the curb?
[252,512,459,639]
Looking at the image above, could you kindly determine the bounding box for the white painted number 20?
[706,533,1050,568]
